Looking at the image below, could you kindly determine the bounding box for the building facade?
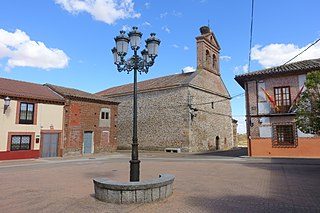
[0,78,64,160]
[46,84,119,156]
[97,26,236,152]
[235,58,320,157]
[0,78,118,160]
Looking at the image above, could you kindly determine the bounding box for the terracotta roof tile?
[235,58,320,87]
[96,72,195,97]
[45,84,118,104]
[0,78,64,103]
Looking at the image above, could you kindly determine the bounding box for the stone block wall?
[63,100,118,155]
[108,87,190,151]
[189,87,234,151]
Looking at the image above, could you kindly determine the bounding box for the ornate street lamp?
[112,26,160,182]
[3,96,10,114]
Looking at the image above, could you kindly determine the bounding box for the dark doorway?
[215,136,220,150]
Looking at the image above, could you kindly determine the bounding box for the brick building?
[235,58,320,157]
[97,26,236,152]
[45,84,119,156]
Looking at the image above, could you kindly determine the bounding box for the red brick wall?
[63,100,118,155]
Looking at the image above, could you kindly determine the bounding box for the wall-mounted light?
[3,96,10,114]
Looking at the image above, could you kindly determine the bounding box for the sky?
[1,0,320,134]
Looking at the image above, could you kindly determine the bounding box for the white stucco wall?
[0,100,63,151]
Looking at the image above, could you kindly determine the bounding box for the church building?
[97,26,235,152]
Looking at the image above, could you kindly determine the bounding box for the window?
[274,87,291,113]
[205,50,212,69]
[101,111,109,120]
[212,54,216,70]
[19,102,34,124]
[11,135,31,151]
[99,108,111,127]
[272,123,297,147]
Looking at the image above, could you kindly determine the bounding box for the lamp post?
[112,27,160,182]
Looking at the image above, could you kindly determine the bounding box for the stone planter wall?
[93,174,175,204]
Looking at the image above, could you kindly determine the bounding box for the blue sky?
[1,0,320,133]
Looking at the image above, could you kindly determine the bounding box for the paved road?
[1,151,320,213]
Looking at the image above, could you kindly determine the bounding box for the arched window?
[212,54,217,70]
[205,50,211,69]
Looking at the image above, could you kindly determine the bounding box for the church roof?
[96,72,196,97]
[235,58,320,88]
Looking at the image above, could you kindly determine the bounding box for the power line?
[192,92,245,106]
[283,38,320,65]
[247,0,255,72]
[117,92,245,109]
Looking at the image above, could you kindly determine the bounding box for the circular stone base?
[93,174,175,204]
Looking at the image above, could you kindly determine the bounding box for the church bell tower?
[196,26,221,75]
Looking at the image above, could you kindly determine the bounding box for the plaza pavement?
[0,149,320,213]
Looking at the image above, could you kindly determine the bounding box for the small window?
[99,108,111,127]
[19,102,34,124]
[101,111,109,120]
[272,123,297,147]
[11,135,31,151]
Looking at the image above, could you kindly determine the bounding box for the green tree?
[296,71,320,134]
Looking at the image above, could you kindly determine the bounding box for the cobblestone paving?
[0,151,320,213]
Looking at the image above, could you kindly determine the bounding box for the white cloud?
[251,41,320,68]
[144,2,150,9]
[160,10,182,19]
[242,64,248,73]
[233,64,248,75]
[220,55,231,61]
[172,44,189,50]
[172,10,182,17]
[55,0,140,25]
[182,66,196,73]
[160,12,168,19]
[142,22,152,27]
[0,29,69,71]
[121,25,131,32]
[162,26,170,33]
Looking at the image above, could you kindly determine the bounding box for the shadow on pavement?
[194,147,248,157]
[186,194,320,212]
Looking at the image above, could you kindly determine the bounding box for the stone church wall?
[107,87,190,151]
[188,87,234,152]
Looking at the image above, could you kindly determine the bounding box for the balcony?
[270,105,295,116]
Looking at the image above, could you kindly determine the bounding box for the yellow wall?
[0,100,63,151]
